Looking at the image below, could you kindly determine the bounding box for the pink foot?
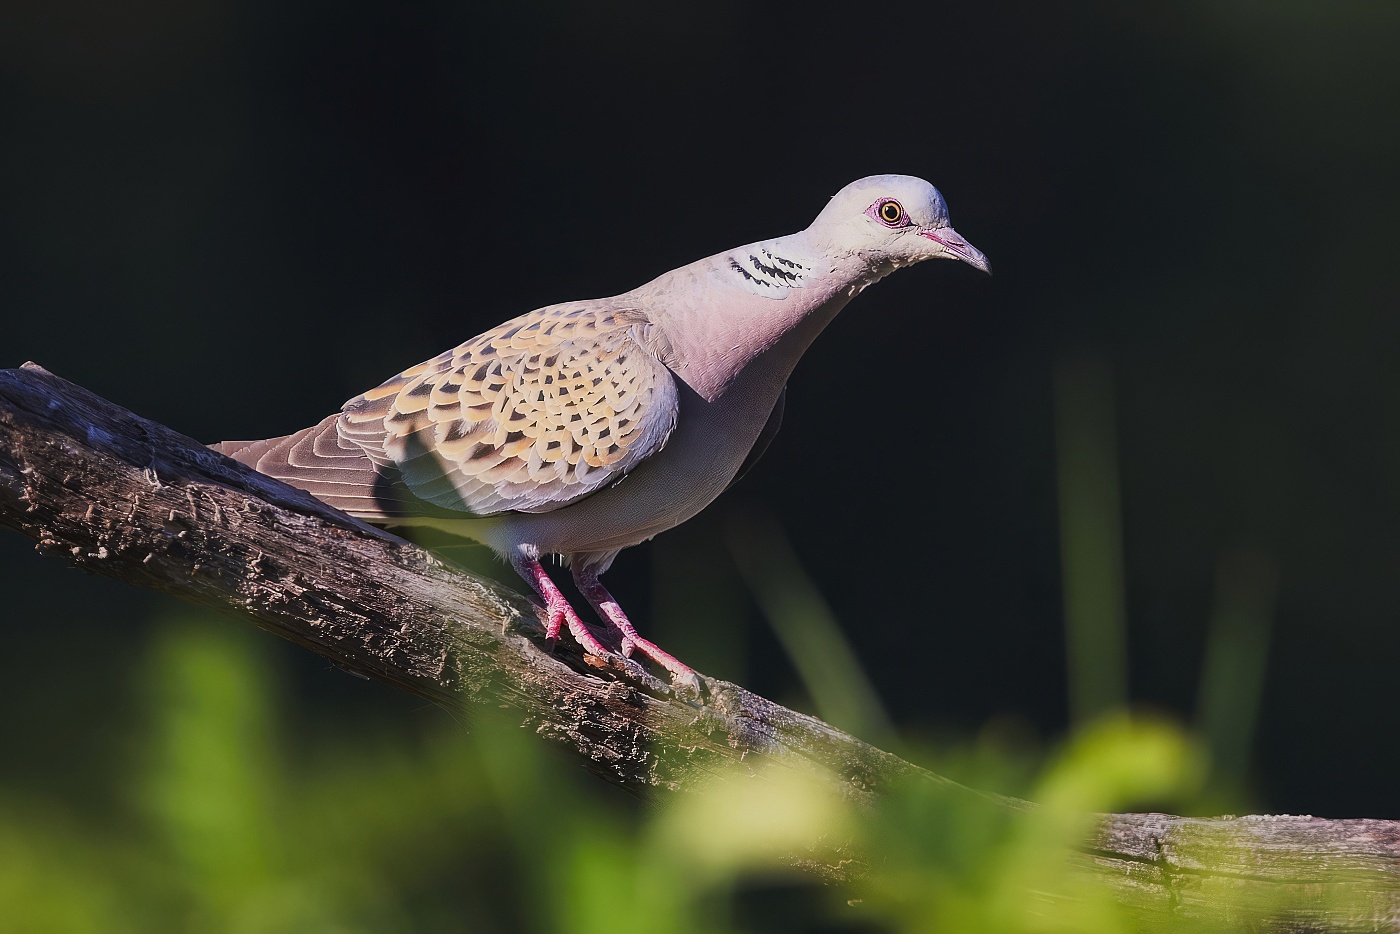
[513,555,612,658]
[573,569,700,687]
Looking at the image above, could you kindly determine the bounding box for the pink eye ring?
[869,198,907,227]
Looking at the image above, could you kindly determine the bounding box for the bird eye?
[878,200,904,225]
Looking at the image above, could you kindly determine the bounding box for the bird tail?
[210,416,460,526]
[211,415,386,518]
[209,434,293,468]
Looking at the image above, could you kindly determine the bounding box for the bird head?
[807,174,991,276]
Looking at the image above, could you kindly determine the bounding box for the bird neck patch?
[727,245,810,295]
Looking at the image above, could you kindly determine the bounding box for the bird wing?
[333,301,680,518]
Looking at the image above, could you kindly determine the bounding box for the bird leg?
[572,567,698,684]
[511,555,612,659]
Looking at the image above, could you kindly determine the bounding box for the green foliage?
[855,717,1200,933]
[5,612,1385,933]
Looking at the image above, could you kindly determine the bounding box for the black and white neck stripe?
[728,247,810,291]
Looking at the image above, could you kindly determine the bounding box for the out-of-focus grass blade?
[651,522,750,681]
[726,510,894,742]
[1054,355,1129,724]
[1195,550,1278,784]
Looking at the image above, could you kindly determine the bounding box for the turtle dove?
[214,175,990,687]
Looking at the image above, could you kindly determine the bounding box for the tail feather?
[211,415,459,523]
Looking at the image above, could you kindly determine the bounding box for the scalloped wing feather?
[337,302,679,518]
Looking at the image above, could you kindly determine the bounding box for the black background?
[4,1,1399,818]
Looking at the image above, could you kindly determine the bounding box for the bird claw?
[560,622,701,696]
[522,557,701,694]
[621,635,701,694]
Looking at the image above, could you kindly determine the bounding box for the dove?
[214,175,989,687]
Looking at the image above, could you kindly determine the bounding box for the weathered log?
[1,362,1396,931]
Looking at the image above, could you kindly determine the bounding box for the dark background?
[4,1,1398,818]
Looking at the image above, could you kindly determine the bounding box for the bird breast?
[482,359,787,557]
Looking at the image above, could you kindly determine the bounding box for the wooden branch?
[2,362,1397,931]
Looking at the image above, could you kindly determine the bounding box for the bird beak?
[919,227,992,276]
